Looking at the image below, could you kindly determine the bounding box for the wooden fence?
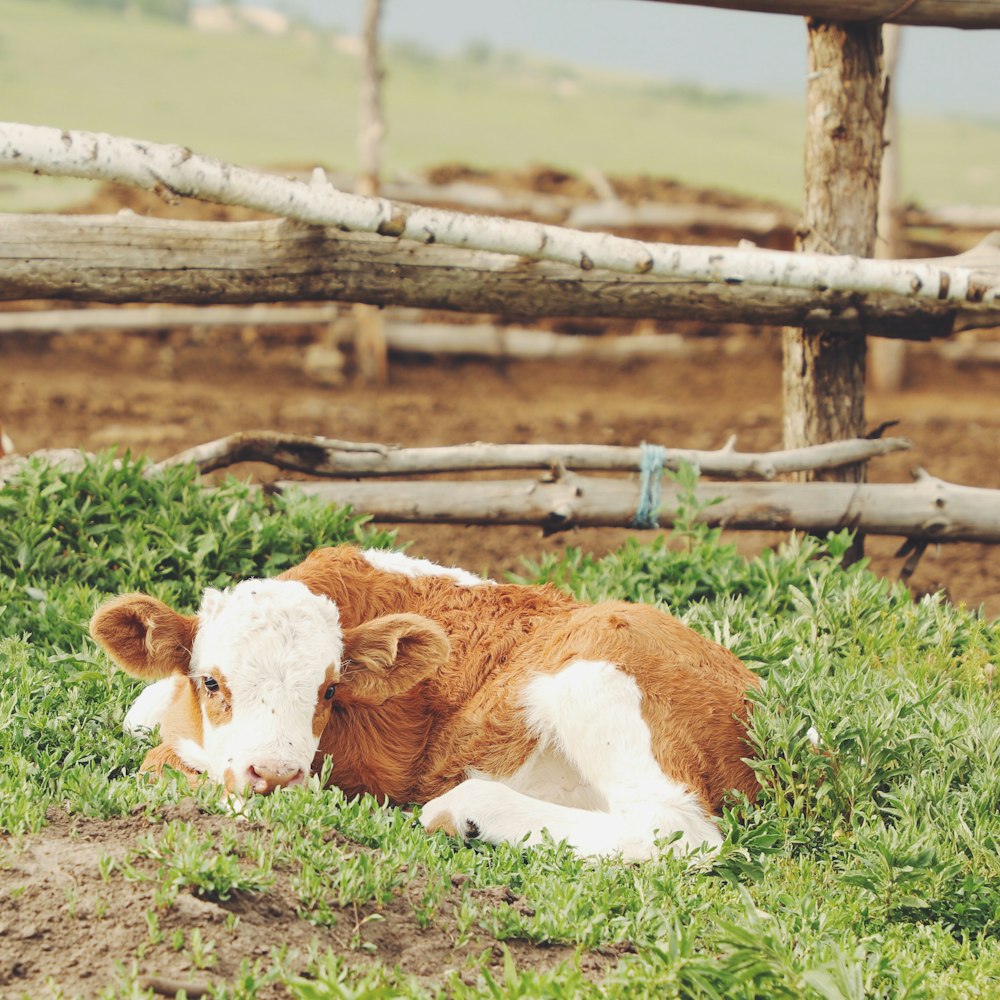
[2,0,999,558]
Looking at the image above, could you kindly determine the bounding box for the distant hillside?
[2,0,998,212]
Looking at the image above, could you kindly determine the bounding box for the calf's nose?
[246,762,305,795]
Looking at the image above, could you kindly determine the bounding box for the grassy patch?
[1,455,999,996]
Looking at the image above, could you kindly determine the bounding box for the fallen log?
[563,201,791,235]
[4,446,995,544]
[311,170,991,241]
[279,469,1000,542]
[319,172,576,222]
[296,170,996,245]
[4,212,998,337]
[906,205,1000,232]
[375,322,689,359]
[938,340,1000,365]
[153,432,910,481]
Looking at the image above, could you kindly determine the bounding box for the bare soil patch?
[0,804,609,998]
[3,306,998,616]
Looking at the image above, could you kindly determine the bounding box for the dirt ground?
[1,172,999,996]
[1,804,616,998]
[3,267,999,616]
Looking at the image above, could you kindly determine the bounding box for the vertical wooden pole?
[357,0,386,200]
[869,24,907,392]
[782,19,885,556]
[354,0,389,383]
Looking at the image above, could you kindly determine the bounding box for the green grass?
[1,0,998,211]
[2,454,999,996]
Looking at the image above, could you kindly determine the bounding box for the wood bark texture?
[0,304,340,335]
[354,0,388,383]
[356,0,384,199]
[644,1,1000,29]
[0,306,685,358]
[868,24,908,392]
[151,432,911,480]
[783,22,884,487]
[239,169,1000,235]
[277,471,1000,542]
[4,214,1000,337]
[1,123,996,306]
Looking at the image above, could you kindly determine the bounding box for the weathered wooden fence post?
[869,24,907,392]
[782,18,885,555]
[353,0,389,383]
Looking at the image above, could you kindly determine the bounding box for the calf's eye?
[204,676,220,693]
[324,684,337,701]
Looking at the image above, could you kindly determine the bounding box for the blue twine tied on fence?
[632,442,667,529]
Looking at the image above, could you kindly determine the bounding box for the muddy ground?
[1,170,999,996]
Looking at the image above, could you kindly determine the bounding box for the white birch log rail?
[2,124,998,312]
[317,174,794,234]
[152,432,910,480]
[295,172,1000,238]
[4,213,1000,337]
[646,1,1000,29]
[277,470,1000,542]
[262,171,1000,238]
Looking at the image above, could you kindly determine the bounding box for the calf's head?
[90,578,448,795]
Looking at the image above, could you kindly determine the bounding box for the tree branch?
[152,431,910,480]
[639,1,1000,29]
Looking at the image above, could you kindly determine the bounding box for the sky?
[280,0,1000,118]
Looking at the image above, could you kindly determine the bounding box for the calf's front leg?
[420,778,645,859]
[139,743,203,787]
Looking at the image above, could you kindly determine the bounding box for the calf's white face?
[190,579,344,794]
[90,571,450,796]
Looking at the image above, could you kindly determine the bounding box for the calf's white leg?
[420,659,722,861]
[123,677,181,735]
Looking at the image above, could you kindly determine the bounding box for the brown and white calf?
[90,545,759,861]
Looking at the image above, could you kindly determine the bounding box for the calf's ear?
[341,613,449,705]
[90,593,197,680]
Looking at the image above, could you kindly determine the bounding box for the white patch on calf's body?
[421,659,721,861]
[124,676,181,735]
[478,747,606,811]
[361,548,492,587]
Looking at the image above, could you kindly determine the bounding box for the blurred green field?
[1,0,998,211]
